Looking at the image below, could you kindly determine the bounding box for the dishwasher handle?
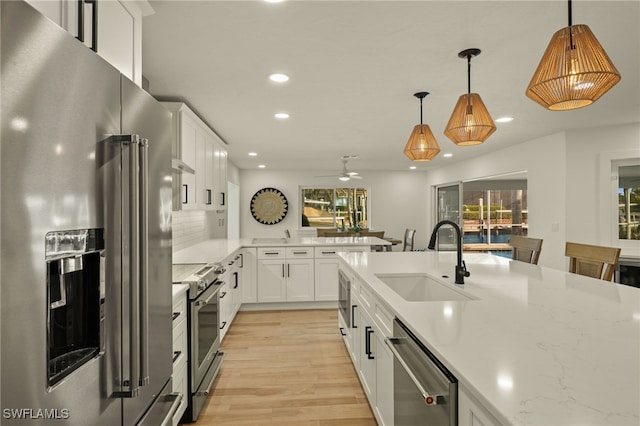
[385,337,448,406]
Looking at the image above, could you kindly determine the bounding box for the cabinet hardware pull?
[265,252,279,255]
[339,328,346,336]
[365,326,375,360]
[219,291,226,299]
[77,0,98,52]
[206,189,212,205]
[220,192,225,206]
[219,321,227,330]
[287,264,290,277]
[322,251,336,255]
[182,184,188,204]
[351,305,358,328]
[233,272,238,289]
[282,264,285,278]
[292,251,307,255]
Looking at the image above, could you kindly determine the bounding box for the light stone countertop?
[338,250,640,426]
[173,237,390,264]
[171,283,189,300]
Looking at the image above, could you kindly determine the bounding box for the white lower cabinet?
[358,308,377,402]
[339,270,394,426]
[459,386,502,426]
[171,289,188,425]
[375,330,394,426]
[314,247,339,301]
[257,247,314,302]
[218,282,231,338]
[241,248,258,303]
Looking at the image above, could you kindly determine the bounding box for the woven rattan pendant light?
[526,0,621,110]
[444,49,496,146]
[403,92,440,161]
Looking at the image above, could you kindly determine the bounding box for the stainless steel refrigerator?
[1,1,178,424]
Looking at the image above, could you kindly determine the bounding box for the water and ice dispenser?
[45,229,104,387]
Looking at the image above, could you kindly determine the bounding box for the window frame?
[599,150,640,251]
[299,185,371,229]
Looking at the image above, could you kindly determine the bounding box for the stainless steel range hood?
[172,158,195,174]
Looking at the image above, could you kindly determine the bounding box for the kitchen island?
[338,251,639,426]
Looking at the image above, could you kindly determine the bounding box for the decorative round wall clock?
[250,187,288,225]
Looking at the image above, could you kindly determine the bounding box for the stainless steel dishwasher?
[386,318,458,426]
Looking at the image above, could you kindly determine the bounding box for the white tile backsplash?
[172,210,209,253]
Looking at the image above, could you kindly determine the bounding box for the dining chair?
[402,229,416,251]
[360,230,385,238]
[564,242,621,282]
[323,232,344,237]
[508,235,543,265]
[316,228,338,237]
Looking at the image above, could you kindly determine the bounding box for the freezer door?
[120,76,173,425]
[1,1,122,424]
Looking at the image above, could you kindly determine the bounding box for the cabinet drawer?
[358,280,374,312]
[315,247,339,258]
[286,247,313,258]
[258,247,285,259]
[172,316,187,367]
[172,295,187,325]
[374,301,393,338]
[172,357,188,426]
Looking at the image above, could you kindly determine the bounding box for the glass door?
[435,183,462,250]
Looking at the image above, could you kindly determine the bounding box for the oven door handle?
[385,337,448,406]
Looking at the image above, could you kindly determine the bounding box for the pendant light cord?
[568,0,575,49]
[419,97,423,125]
[466,54,472,112]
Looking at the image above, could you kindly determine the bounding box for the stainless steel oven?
[338,269,351,328]
[173,263,226,422]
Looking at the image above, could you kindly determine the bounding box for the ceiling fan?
[316,155,363,181]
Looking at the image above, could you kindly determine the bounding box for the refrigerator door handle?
[138,138,150,387]
[110,134,143,398]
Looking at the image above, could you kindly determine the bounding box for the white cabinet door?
[179,111,198,210]
[213,140,227,210]
[97,0,135,82]
[257,260,286,302]
[458,387,501,426]
[375,332,394,426]
[358,309,376,403]
[314,257,339,301]
[286,259,314,302]
[196,130,214,210]
[241,248,257,303]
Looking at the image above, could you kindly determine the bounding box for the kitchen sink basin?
[251,237,289,244]
[375,273,477,302]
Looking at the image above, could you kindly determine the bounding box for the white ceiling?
[142,1,640,175]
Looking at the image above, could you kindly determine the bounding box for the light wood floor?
[193,309,377,426]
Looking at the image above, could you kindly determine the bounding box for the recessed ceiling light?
[443,153,453,158]
[495,116,514,123]
[274,112,290,119]
[269,73,289,83]
[248,152,258,157]
[409,166,417,170]
[264,0,284,3]
[258,164,266,169]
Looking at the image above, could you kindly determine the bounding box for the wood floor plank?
[191,309,377,425]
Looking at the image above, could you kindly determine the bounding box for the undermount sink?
[251,237,289,244]
[375,273,478,302]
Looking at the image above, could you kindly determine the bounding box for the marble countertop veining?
[172,237,390,264]
[338,251,640,426]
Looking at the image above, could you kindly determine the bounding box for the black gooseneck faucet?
[427,220,470,284]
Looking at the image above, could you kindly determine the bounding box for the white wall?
[425,132,568,269]
[565,122,640,255]
[239,169,430,249]
[424,122,640,270]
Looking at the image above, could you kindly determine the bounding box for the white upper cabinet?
[162,102,226,212]
[25,0,152,86]
[212,135,228,210]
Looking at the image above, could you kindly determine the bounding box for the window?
[615,162,640,241]
[301,187,368,229]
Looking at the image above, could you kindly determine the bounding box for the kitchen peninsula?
[338,251,639,426]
